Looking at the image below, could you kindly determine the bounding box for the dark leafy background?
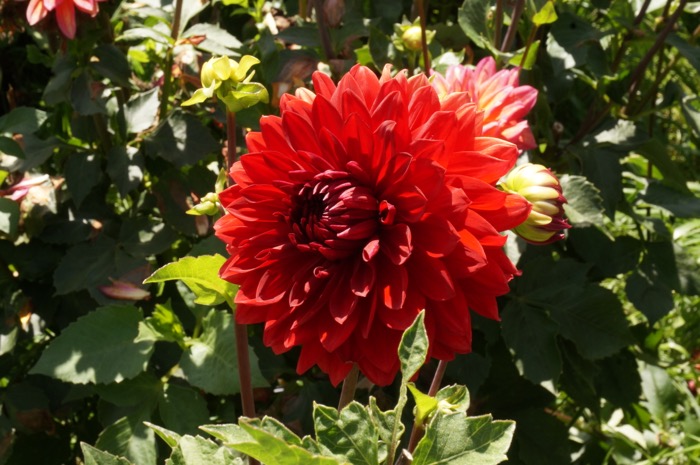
[0,0,699,463]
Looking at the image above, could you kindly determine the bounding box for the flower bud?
[500,163,570,244]
[401,26,424,51]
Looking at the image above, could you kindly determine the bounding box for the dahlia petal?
[351,258,375,297]
[408,85,440,130]
[26,0,49,25]
[379,223,412,265]
[371,91,410,147]
[260,116,295,156]
[362,238,380,262]
[343,113,374,167]
[321,300,360,352]
[378,261,408,310]
[350,64,381,106]
[55,0,76,38]
[282,111,321,154]
[448,138,518,184]
[342,88,372,125]
[412,111,458,148]
[376,150,412,195]
[408,251,456,301]
[256,268,291,304]
[312,71,337,99]
[73,0,98,15]
[312,94,344,139]
[411,213,459,257]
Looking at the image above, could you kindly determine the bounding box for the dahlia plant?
[7,0,698,464]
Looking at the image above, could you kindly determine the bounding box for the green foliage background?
[0,0,699,463]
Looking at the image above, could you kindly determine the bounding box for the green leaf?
[207,419,343,465]
[625,270,674,324]
[91,44,131,87]
[0,106,47,133]
[635,139,689,193]
[666,33,700,73]
[408,384,438,425]
[145,422,181,449]
[313,401,378,465]
[120,217,178,258]
[137,303,186,345]
[0,136,25,158]
[0,197,20,239]
[106,146,144,196]
[219,83,270,114]
[510,409,570,465]
[549,286,633,360]
[158,383,210,436]
[144,109,219,167]
[95,414,157,465]
[640,181,700,218]
[53,236,116,294]
[167,435,244,465]
[125,88,160,134]
[179,309,267,395]
[81,443,133,465]
[399,311,428,381]
[182,23,243,56]
[70,72,106,115]
[95,373,162,407]
[435,385,470,414]
[681,94,700,138]
[560,175,606,227]
[640,363,682,421]
[532,1,558,26]
[65,152,102,207]
[501,302,562,384]
[368,397,402,463]
[507,40,540,70]
[144,255,236,307]
[412,412,515,465]
[117,27,174,45]
[457,0,493,50]
[30,305,154,384]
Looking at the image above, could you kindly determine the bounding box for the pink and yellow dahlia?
[432,57,538,151]
[26,0,103,39]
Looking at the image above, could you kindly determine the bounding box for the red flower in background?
[432,57,538,151]
[215,65,530,386]
[26,0,103,39]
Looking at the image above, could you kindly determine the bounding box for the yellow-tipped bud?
[500,163,571,244]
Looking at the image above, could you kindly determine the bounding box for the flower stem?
[417,0,431,74]
[399,360,449,465]
[625,0,687,104]
[494,0,503,50]
[313,0,334,63]
[226,110,237,171]
[338,364,359,410]
[159,0,184,119]
[500,0,525,53]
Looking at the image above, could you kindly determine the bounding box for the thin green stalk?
[338,364,359,410]
[159,0,184,119]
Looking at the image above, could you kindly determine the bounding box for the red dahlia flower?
[26,0,103,39]
[432,57,538,151]
[215,65,531,386]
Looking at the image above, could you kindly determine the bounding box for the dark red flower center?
[288,171,379,261]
